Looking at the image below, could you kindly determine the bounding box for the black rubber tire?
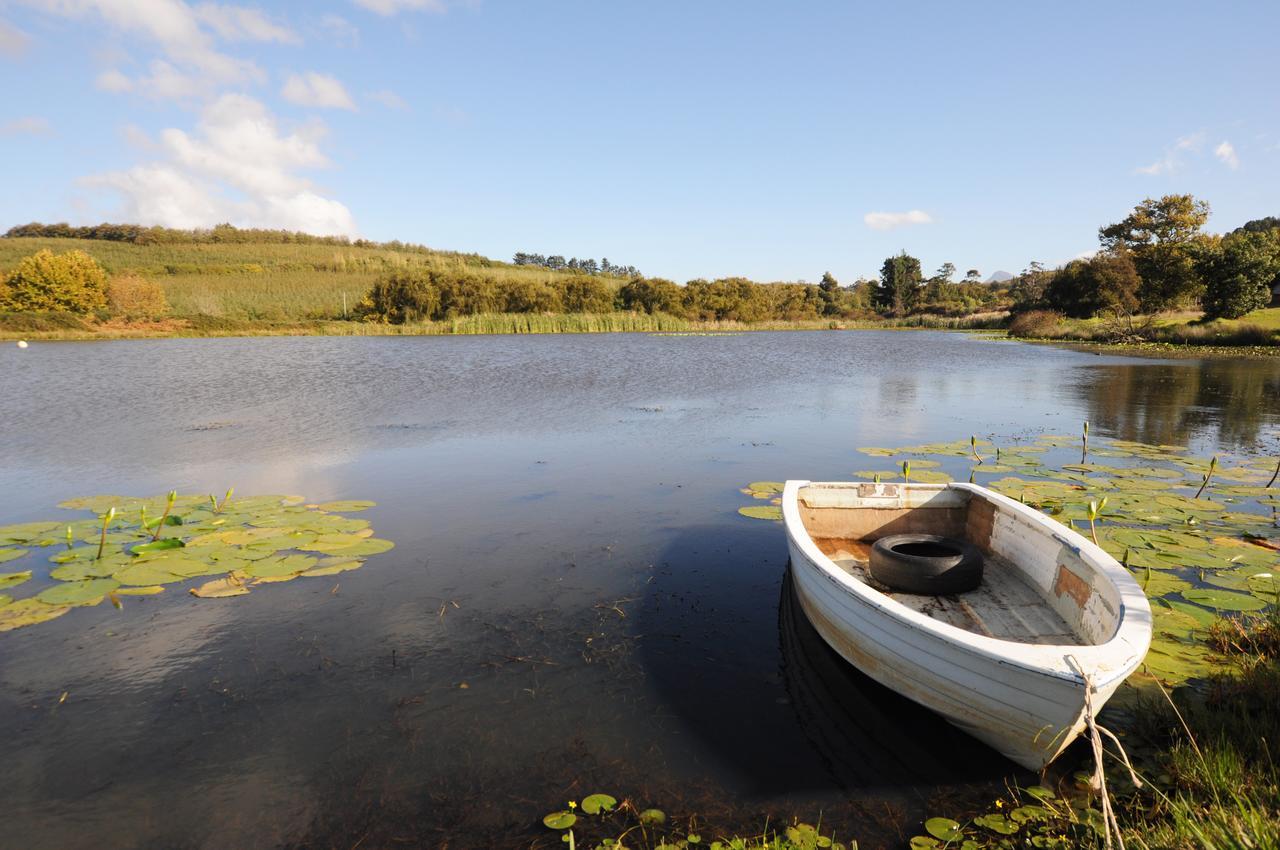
[869,533,984,595]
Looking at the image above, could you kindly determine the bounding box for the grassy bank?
[1008,307,1280,355]
[0,309,1010,340]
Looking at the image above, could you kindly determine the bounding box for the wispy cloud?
[193,3,300,44]
[0,17,29,57]
[368,89,407,110]
[0,116,52,136]
[31,0,265,99]
[1136,132,1204,175]
[1214,140,1239,170]
[863,210,932,231]
[88,94,356,236]
[321,13,359,46]
[352,0,446,16]
[282,72,357,110]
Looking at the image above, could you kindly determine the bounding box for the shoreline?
[4,316,1279,357]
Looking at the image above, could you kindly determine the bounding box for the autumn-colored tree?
[1099,194,1211,310]
[1,249,108,313]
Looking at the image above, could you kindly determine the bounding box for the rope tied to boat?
[1066,655,1143,850]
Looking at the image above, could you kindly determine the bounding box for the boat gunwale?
[782,480,1152,687]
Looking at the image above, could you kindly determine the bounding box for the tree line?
[355,264,1007,325]
[512,253,641,278]
[3,221,484,261]
[1009,196,1280,320]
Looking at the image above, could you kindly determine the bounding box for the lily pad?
[1182,588,1270,612]
[580,793,617,815]
[0,522,60,543]
[316,500,376,512]
[132,538,184,554]
[37,578,120,607]
[542,811,577,830]
[113,563,185,586]
[0,548,27,564]
[322,538,394,557]
[738,506,782,521]
[301,559,364,577]
[0,570,32,590]
[0,598,72,631]
[115,585,165,596]
[924,818,963,841]
[189,575,251,598]
[243,554,318,578]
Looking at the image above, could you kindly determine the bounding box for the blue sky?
[1,1,1277,282]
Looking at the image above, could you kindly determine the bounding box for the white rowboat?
[782,480,1152,770]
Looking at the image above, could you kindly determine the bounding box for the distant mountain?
[986,270,1014,283]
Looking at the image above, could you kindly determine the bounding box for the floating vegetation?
[543,794,848,850]
[0,492,393,632]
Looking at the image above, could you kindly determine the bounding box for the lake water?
[2,331,1278,849]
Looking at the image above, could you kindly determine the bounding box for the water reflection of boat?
[777,568,1009,787]
[783,481,1152,770]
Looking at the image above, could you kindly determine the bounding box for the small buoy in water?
[16,340,28,349]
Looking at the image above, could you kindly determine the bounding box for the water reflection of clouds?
[4,333,1280,846]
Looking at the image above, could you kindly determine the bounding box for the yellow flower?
[994,799,1004,809]
[568,801,577,809]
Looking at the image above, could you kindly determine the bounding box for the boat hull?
[783,481,1148,771]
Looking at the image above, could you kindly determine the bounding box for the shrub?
[1,249,108,313]
[1007,309,1064,337]
[356,268,446,323]
[106,273,169,319]
[1200,230,1280,319]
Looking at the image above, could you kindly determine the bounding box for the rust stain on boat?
[1053,563,1091,608]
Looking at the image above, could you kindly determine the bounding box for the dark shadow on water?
[637,523,1018,798]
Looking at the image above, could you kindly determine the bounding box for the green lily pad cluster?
[543,794,848,850]
[738,481,784,521]
[911,785,1098,849]
[0,493,393,633]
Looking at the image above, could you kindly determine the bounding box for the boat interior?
[796,482,1124,647]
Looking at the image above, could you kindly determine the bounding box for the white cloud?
[1136,132,1204,175]
[353,0,446,16]
[88,94,357,236]
[21,0,263,96]
[95,68,134,92]
[369,89,407,110]
[0,116,53,135]
[193,3,299,44]
[1214,140,1239,170]
[863,210,933,231]
[282,72,356,110]
[0,18,30,57]
[321,13,359,46]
